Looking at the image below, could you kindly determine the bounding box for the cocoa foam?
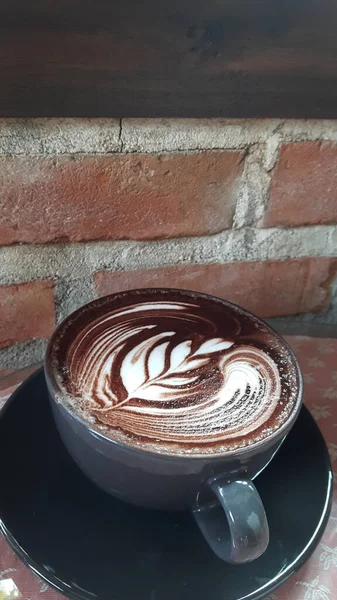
[47,289,301,455]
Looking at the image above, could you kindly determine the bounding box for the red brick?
[0,152,244,245]
[265,142,337,227]
[0,280,56,348]
[94,258,337,318]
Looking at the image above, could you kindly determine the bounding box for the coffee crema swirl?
[50,293,300,454]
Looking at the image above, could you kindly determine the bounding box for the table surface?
[0,333,337,600]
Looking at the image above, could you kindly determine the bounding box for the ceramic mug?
[45,291,303,564]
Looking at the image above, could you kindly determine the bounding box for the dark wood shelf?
[2,0,337,118]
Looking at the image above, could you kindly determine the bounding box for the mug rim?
[45,287,304,461]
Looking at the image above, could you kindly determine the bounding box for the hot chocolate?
[46,289,301,455]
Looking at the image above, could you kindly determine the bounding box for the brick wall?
[1,118,337,371]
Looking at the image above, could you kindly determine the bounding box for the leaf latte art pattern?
[65,300,284,447]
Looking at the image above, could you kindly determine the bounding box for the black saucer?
[0,370,333,600]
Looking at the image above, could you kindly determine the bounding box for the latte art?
[65,301,281,445]
[47,290,301,455]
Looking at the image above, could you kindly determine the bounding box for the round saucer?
[0,370,333,600]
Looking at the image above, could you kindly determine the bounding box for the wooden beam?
[1,0,337,117]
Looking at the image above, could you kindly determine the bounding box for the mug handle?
[192,475,269,564]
